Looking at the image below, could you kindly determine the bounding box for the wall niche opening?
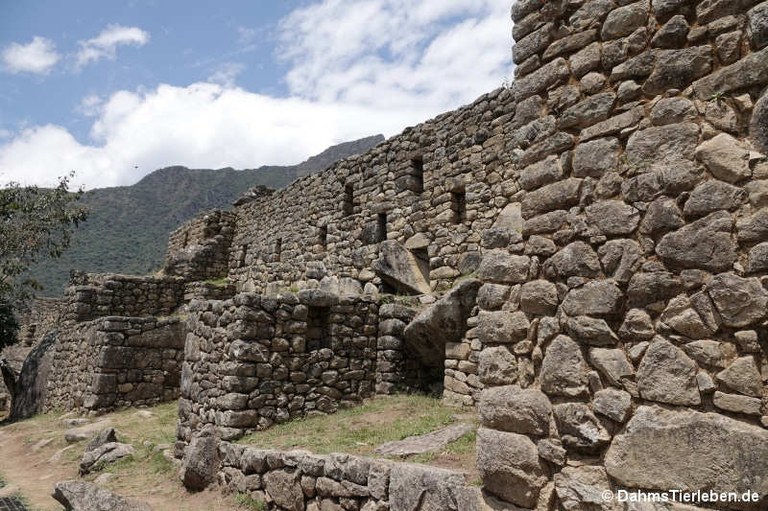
[307,306,331,351]
[238,244,249,268]
[343,183,354,217]
[411,247,430,285]
[376,213,388,243]
[318,225,328,251]
[409,156,425,193]
[451,190,466,224]
[274,238,282,263]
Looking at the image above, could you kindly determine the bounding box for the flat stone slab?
[374,422,475,457]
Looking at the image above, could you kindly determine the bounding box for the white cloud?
[75,25,150,69]
[207,63,245,87]
[0,0,513,190]
[1,36,60,74]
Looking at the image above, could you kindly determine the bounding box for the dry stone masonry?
[5,0,768,509]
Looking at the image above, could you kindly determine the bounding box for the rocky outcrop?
[52,481,151,511]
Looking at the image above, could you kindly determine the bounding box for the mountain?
[30,135,385,295]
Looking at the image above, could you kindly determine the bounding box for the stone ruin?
[3,0,768,509]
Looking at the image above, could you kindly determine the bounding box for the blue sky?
[0,0,513,189]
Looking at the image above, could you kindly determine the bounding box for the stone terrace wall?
[212,443,482,511]
[226,88,519,295]
[44,316,184,413]
[64,273,185,322]
[16,297,66,346]
[165,210,236,281]
[177,292,379,443]
[470,0,768,509]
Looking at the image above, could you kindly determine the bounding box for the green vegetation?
[238,394,458,455]
[0,174,87,349]
[29,136,383,295]
[235,492,267,511]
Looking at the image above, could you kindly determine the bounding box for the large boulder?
[372,240,431,295]
[605,406,768,510]
[80,442,135,475]
[389,462,470,511]
[180,430,221,492]
[263,469,304,511]
[403,279,481,368]
[52,481,151,511]
[636,338,701,406]
[9,330,57,420]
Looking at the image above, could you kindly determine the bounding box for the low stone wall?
[178,292,379,443]
[44,316,185,413]
[165,210,236,281]
[64,273,185,322]
[216,443,481,511]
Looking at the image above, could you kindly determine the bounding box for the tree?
[0,174,87,350]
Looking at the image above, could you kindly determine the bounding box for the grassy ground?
[0,394,477,510]
[238,394,477,477]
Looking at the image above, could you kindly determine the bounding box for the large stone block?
[605,406,768,509]
[478,385,552,436]
[541,335,588,397]
[477,428,546,508]
[372,240,431,295]
[389,463,468,511]
[637,338,701,406]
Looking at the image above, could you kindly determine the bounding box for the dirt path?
[0,416,239,511]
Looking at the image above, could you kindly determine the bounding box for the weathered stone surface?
[708,273,768,327]
[627,271,684,307]
[553,403,611,452]
[477,311,530,344]
[541,335,588,397]
[181,433,220,492]
[640,197,685,234]
[605,406,768,507]
[562,280,623,317]
[752,92,768,153]
[597,239,643,284]
[585,200,640,236]
[390,462,477,511]
[602,1,649,40]
[650,97,697,126]
[65,419,113,444]
[9,330,57,420]
[479,385,552,436]
[521,178,582,218]
[558,92,616,130]
[372,240,431,295]
[748,242,768,272]
[263,469,303,511]
[590,348,635,387]
[683,180,745,218]
[626,123,699,164]
[713,391,763,416]
[567,316,619,346]
[695,134,752,183]
[478,346,518,386]
[659,295,716,339]
[543,241,602,280]
[749,1,768,49]
[518,157,563,192]
[619,309,656,341]
[637,338,701,406]
[652,15,690,48]
[581,107,644,141]
[53,480,151,511]
[554,466,623,511]
[716,356,764,397]
[572,137,620,177]
[593,388,633,423]
[80,442,135,475]
[643,46,713,95]
[737,207,768,242]
[656,211,736,272]
[477,428,546,508]
[85,428,118,453]
[693,47,768,98]
[375,423,475,456]
[513,23,554,64]
[403,279,480,367]
[520,279,558,315]
[514,57,570,102]
[682,340,734,368]
[477,250,531,284]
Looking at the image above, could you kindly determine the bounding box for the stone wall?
[212,443,482,511]
[44,316,184,413]
[64,273,185,322]
[177,292,379,443]
[165,210,236,281]
[223,88,519,296]
[469,0,768,509]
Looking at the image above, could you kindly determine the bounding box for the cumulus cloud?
[1,36,60,74]
[0,0,513,190]
[75,25,150,69]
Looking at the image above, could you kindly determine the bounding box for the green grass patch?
[238,394,457,456]
[204,277,230,287]
[234,492,267,510]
